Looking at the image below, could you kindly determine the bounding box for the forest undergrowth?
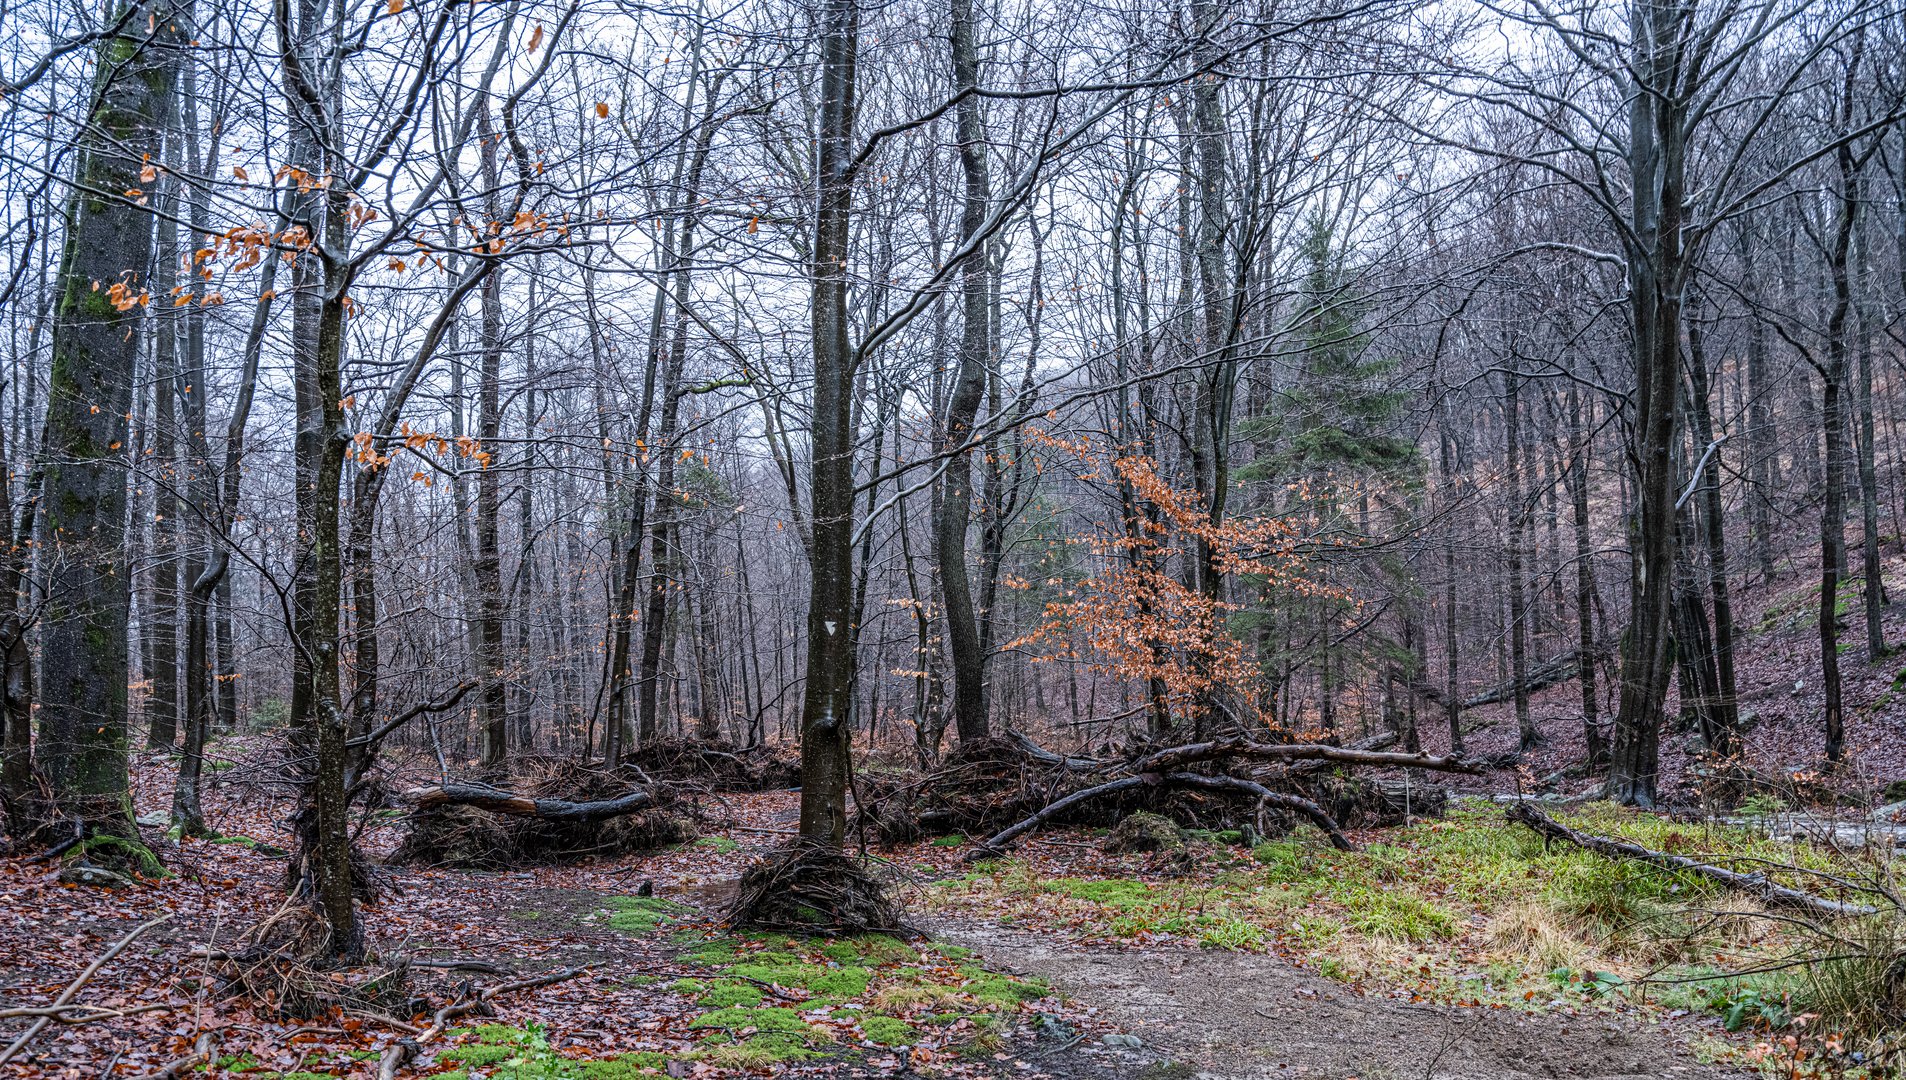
[5,738,1899,1079]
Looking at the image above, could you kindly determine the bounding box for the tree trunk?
[1685,314,1738,754]
[1607,0,1689,808]
[1504,366,1535,750]
[473,106,508,767]
[146,160,181,751]
[936,0,993,743]
[1566,382,1604,766]
[798,0,860,846]
[38,0,181,841]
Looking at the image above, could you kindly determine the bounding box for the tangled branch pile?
[390,755,696,869]
[622,736,800,791]
[853,730,1478,852]
[727,838,909,935]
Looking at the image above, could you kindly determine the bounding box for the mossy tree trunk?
[38,0,182,844]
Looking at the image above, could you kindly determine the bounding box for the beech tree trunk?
[38,0,181,840]
[936,0,993,743]
[797,0,860,846]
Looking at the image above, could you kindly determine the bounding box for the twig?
[409,958,514,975]
[0,914,174,1065]
[375,966,588,1079]
[0,1003,171,1023]
[131,1031,219,1080]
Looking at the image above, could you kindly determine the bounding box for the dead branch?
[129,1031,218,1080]
[965,775,1152,858]
[0,1003,170,1023]
[0,914,173,1065]
[1162,773,1354,850]
[1004,728,1101,770]
[1507,803,1880,919]
[1134,738,1481,776]
[400,782,651,822]
[375,966,587,1079]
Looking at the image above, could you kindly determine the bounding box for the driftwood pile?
[852,729,1481,854]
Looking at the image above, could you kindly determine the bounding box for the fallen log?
[1286,731,1396,776]
[1004,728,1101,771]
[1134,738,1481,776]
[401,782,651,823]
[966,771,1357,858]
[1506,802,1879,919]
[1418,645,1608,712]
[965,775,1152,857]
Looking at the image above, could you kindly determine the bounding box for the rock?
[1103,812,1183,854]
[135,810,172,828]
[1101,1033,1144,1048]
[60,862,135,889]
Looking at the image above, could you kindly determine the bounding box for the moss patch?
[439,1023,680,1077]
[603,895,690,935]
[72,833,167,878]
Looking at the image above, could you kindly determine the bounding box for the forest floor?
[9,739,1859,1080]
[1436,559,1906,800]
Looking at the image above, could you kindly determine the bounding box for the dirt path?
[931,917,1750,1080]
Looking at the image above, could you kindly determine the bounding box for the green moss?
[440,1024,678,1077]
[725,959,870,1000]
[677,977,763,1008]
[574,1051,674,1078]
[931,834,966,847]
[820,934,917,965]
[693,836,739,854]
[73,833,167,878]
[858,1015,918,1046]
[691,1035,820,1066]
[439,1042,518,1066]
[604,895,690,935]
[955,965,1049,1005]
[678,936,744,965]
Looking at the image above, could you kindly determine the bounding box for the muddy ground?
[931,917,1749,1080]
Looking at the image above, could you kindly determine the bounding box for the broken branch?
[1507,803,1879,919]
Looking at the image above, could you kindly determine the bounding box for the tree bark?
[797,0,860,846]
[38,0,182,840]
[936,0,993,743]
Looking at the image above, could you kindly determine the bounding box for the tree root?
[727,838,909,935]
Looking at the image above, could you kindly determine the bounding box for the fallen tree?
[907,731,1484,858]
[1507,802,1882,918]
[401,782,652,822]
[391,757,695,869]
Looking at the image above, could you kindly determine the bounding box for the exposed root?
[218,901,411,1018]
[727,838,908,935]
